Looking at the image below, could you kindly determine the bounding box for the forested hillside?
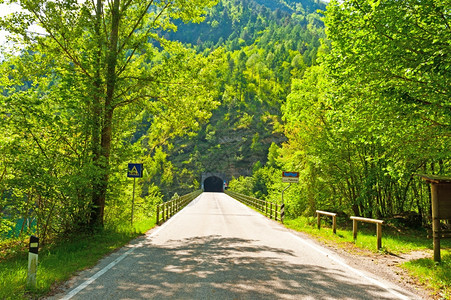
[229,0,451,224]
[0,0,449,244]
[147,0,326,198]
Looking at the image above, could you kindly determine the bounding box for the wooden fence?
[316,210,337,234]
[350,216,384,250]
[225,190,282,222]
[156,190,202,225]
[315,210,384,250]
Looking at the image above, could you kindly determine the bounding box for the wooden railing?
[350,216,384,250]
[316,210,337,234]
[225,190,282,222]
[156,190,202,225]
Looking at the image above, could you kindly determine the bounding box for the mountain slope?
[143,0,327,198]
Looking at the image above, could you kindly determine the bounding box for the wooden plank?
[350,216,384,224]
[437,184,451,219]
[418,174,451,184]
[316,210,337,217]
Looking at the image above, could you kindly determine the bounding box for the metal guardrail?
[225,190,282,222]
[156,190,202,225]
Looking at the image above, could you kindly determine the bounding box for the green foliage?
[228,176,255,196]
[0,0,220,239]
[0,224,155,299]
[162,1,326,190]
[403,253,451,299]
[235,0,451,223]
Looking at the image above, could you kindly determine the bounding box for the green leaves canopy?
[325,0,450,128]
[0,0,219,234]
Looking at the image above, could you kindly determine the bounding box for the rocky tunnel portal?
[203,176,224,192]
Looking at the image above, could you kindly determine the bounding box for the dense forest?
[0,0,449,243]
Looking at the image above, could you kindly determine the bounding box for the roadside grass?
[0,218,156,299]
[403,252,451,299]
[284,216,451,298]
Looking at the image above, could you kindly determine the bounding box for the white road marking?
[60,194,203,300]
[223,194,412,300]
[287,230,412,300]
[61,193,413,300]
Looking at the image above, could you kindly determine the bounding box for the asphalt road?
[50,192,420,299]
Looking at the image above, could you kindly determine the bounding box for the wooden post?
[333,215,337,234]
[377,223,382,250]
[270,203,273,219]
[156,204,160,225]
[317,212,321,230]
[431,183,441,262]
[353,218,358,241]
[265,201,267,217]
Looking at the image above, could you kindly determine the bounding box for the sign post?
[27,235,39,289]
[419,174,451,262]
[128,163,144,225]
[281,172,299,223]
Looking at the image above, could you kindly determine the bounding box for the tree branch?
[117,0,155,54]
[116,2,171,77]
[27,6,92,79]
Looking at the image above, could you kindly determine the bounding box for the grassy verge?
[403,252,451,299]
[0,218,156,299]
[284,216,451,298]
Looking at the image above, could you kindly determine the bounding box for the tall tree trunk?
[90,0,120,228]
[89,0,104,229]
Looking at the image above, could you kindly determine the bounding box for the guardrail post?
[317,213,321,230]
[333,215,337,234]
[164,204,168,221]
[171,201,174,217]
[377,223,382,250]
[353,218,358,241]
[156,205,160,225]
[280,203,285,223]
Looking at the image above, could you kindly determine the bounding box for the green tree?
[324,0,450,131]
[0,0,218,230]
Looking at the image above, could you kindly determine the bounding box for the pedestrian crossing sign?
[127,163,143,178]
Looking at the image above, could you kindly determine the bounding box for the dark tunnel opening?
[203,176,224,192]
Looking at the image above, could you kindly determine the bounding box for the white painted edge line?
[60,194,203,300]
[224,193,412,300]
[287,231,413,300]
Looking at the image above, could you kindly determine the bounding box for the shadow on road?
[83,235,406,299]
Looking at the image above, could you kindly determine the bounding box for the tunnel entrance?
[203,176,224,192]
